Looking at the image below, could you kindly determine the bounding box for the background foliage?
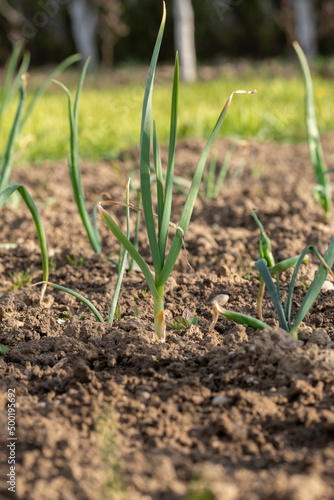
[0,0,334,67]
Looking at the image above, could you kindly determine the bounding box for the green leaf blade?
[108,181,131,326]
[158,53,179,265]
[0,184,49,288]
[98,205,159,300]
[73,58,90,124]
[0,78,26,192]
[219,309,271,330]
[255,258,289,331]
[139,3,166,274]
[0,44,23,128]
[153,122,164,234]
[42,282,104,322]
[290,238,334,336]
[269,255,308,275]
[293,41,331,217]
[251,210,275,267]
[54,75,101,254]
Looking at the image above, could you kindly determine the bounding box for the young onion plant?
[210,230,334,340]
[255,239,334,339]
[98,2,256,341]
[53,60,145,284]
[293,41,331,218]
[251,210,308,321]
[53,59,101,254]
[0,47,80,193]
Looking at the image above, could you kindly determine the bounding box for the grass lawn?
[2,62,334,164]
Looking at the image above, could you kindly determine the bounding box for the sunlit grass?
[3,70,334,164]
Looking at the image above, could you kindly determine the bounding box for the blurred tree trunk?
[67,0,99,70]
[173,0,197,83]
[95,0,129,68]
[292,0,317,58]
[0,1,23,28]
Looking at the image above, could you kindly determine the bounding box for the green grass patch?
[3,70,334,164]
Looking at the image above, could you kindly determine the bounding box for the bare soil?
[1,136,334,500]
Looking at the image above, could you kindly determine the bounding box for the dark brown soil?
[1,135,334,500]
